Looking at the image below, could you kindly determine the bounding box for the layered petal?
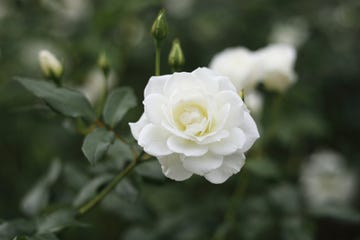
[209,128,246,155]
[205,152,246,184]
[167,136,208,156]
[241,112,260,152]
[144,93,167,124]
[158,154,192,181]
[144,74,169,97]
[138,124,171,156]
[181,153,223,175]
[129,114,149,140]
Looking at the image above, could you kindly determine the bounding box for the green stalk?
[211,169,250,240]
[77,151,144,216]
[155,41,161,76]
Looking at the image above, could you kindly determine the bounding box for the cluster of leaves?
[0,76,161,239]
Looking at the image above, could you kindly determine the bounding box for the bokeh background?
[0,0,359,239]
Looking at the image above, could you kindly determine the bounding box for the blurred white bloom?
[38,50,63,79]
[130,68,259,184]
[61,0,91,20]
[244,90,263,116]
[300,150,356,209]
[254,44,297,92]
[269,18,309,48]
[210,44,297,93]
[120,18,146,47]
[165,0,194,18]
[209,47,258,91]
[78,68,118,104]
[0,1,10,19]
[41,0,92,21]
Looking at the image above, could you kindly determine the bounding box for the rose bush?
[130,67,259,184]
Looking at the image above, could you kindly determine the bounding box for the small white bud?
[38,50,63,84]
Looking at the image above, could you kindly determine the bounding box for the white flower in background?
[244,90,264,116]
[130,68,259,184]
[0,1,10,19]
[269,18,309,48]
[300,150,356,209]
[209,44,297,93]
[38,50,63,79]
[209,47,258,92]
[41,0,92,21]
[254,44,297,92]
[165,0,194,18]
[78,68,118,104]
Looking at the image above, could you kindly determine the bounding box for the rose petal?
[129,114,149,140]
[167,136,208,157]
[209,128,246,155]
[204,152,246,184]
[158,154,192,181]
[214,91,246,129]
[144,93,167,124]
[181,153,223,175]
[138,124,172,156]
[241,112,260,152]
[192,67,220,93]
[164,72,199,95]
[144,75,169,97]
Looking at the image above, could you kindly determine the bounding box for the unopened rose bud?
[168,38,185,72]
[38,50,63,85]
[97,52,110,78]
[151,9,168,43]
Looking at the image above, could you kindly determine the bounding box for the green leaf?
[115,178,139,202]
[13,234,59,240]
[12,236,30,240]
[282,217,314,240]
[103,87,137,127]
[36,209,84,234]
[312,206,360,222]
[107,139,134,168]
[73,174,113,208]
[81,128,115,165]
[135,160,165,181]
[21,159,62,216]
[0,219,35,239]
[245,158,280,179]
[30,234,59,240]
[268,184,300,214]
[16,78,96,121]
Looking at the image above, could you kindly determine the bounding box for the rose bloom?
[254,44,297,92]
[300,150,356,209]
[130,68,259,183]
[209,44,297,93]
[209,47,258,92]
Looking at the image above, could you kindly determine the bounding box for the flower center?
[173,101,210,137]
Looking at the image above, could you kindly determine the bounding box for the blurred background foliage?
[0,0,359,239]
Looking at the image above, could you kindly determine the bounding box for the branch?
[77,151,145,216]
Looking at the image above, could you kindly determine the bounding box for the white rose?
[254,44,297,92]
[300,150,356,209]
[269,18,309,48]
[209,47,258,92]
[130,67,259,184]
